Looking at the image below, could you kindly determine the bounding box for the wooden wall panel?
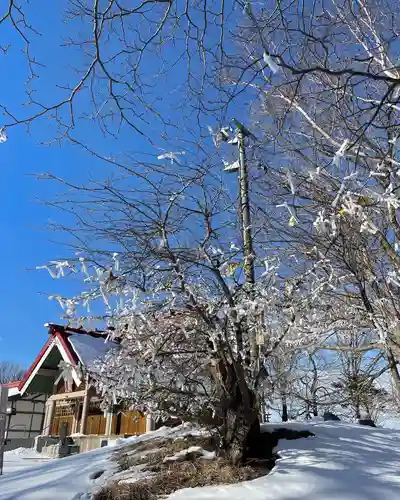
[86,415,107,435]
[51,415,73,436]
[119,411,146,436]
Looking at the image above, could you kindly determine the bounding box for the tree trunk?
[281,393,288,422]
[387,347,400,403]
[312,399,318,417]
[214,360,261,464]
[223,406,260,465]
[355,394,361,419]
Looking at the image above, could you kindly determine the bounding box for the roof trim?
[18,336,54,393]
[3,381,21,388]
[54,336,81,386]
[55,330,78,364]
[18,326,82,396]
[48,323,109,339]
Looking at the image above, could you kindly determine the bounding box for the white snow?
[3,448,52,475]
[1,443,117,499]
[0,425,200,499]
[68,334,119,367]
[2,422,400,499]
[169,422,400,500]
[163,446,216,463]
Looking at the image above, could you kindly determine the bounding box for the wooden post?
[236,126,257,369]
[72,401,80,434]
[105,407,114,436]
[237,128,255,287]
[43,399,56,436]
[146,413,155,432]
[79,378,91,435]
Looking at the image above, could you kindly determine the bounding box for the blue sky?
[0,129,82,366]
[0,1,154,366]
[0,1,250,368]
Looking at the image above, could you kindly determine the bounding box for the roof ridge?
[47,323,108,338]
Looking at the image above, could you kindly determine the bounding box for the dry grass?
[94,433,271,500]
[94,457,267,500]
[116,434,216,470]
[94,428,314,499]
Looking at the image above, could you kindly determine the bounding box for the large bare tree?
[35,132,335,462]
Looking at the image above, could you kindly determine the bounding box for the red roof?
[18,325,79,392]
[3,380,21,388]
[17,324,114,394]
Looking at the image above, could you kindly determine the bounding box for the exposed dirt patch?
[94,428,314,500]
[90,470,105,480]
[93,457,267,500]
[270,428,315,441]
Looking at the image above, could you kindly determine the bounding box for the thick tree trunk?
[223,407,260,465]
[214,359,261,464]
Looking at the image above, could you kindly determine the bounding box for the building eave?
[18,326,82,396]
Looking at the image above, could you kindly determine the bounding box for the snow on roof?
[1,381,21,397]
[7,386,20,397]
[68,333,119,368]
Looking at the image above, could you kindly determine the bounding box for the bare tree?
[226,0,400,399]
[0,361,25,384]
[35,128,335,463]
[0,0,242,148]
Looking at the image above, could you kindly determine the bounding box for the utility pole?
[224,119,256,286]
[223,120,264,419]
[224,120,258,362]
[0,386,9,476]
[236,126,255,286]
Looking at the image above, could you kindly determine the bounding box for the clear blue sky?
[0,1,248,368]
[0,130,90,366]
[0,1,156,366]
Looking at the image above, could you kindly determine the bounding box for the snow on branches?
[37,249,335,423]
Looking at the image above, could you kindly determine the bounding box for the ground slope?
[169,422,400,500]
[1,422,400,500]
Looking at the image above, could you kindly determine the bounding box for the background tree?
[0,361,25,384]
[329,331,390,420]
[230,0,400,399]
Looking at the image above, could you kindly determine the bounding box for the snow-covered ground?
[1,442,118,500]
[1,422,400,499]
[2,448,52,475]
[0,426,197,500]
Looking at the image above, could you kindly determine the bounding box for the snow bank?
[2,447,53,476]
[2,422,400,499]
[0,424,201,499]
[168,422,400,500]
